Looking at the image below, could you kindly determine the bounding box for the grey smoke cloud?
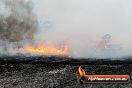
[0,0,38,55]
[0,0,38,42]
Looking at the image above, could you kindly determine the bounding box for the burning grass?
[16,41,70,56]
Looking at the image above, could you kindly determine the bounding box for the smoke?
[0,0,132,58]
[32,0,132,58]
[0,0,38,55]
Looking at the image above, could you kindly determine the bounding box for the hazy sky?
[31,0,132,58]
[32,0,132,40]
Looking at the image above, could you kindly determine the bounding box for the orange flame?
[78,66,86,76]
[17,41,70,55]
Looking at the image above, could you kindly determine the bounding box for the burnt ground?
[0,56,132,88]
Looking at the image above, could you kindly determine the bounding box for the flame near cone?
[78,66,86,76]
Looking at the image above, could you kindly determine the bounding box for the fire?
[17,41,70,55]
[78,66,86,76]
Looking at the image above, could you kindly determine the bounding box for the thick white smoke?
[0,0,132,59]
[32,0,132,58]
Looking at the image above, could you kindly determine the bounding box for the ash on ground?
[0,57,132,88]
